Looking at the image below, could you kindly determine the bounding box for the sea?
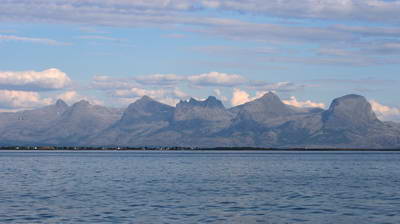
[0,150,400,223]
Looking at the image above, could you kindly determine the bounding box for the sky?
[0,0,400,121]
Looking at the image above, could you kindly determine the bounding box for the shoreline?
[0,147,399,151]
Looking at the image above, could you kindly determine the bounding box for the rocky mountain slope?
[0,93,399,148]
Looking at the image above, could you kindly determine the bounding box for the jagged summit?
[55,99,68,108]
[180,96,225,109]
[204,96,224,108]
[174,96,230,121]
[259,91,279,100]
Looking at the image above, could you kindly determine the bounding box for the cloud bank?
[370,100,400,122]
[91,71,303,107]
[0,68,71,91]
[0,68,76,110]
[0,90,51,110]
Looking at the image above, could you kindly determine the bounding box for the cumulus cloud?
[231,88,252,106]
[0,68,71,91]
[283,96,325,108]
[0,90,52,110]
[370,100,400,122]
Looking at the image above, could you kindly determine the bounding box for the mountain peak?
[240,91,292,113]
[323,94,381,129]
[55,99,68,108]
[188,97,198,104]
[328,94,370,111]
[205,96,218,102]
[229,91,294,125]
[258,91,280,102]
[120,97,174,126]
[138,95,154,102]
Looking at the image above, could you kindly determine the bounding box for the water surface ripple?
[1,151,400,223]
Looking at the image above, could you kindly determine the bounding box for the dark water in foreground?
[1,151,400,223]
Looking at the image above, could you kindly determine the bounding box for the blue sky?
[0,0,400,121]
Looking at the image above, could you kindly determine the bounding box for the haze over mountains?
[1,92,399,149]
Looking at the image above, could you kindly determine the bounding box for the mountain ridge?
[0,94,399,148]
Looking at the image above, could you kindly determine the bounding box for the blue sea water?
[1,151,400,223]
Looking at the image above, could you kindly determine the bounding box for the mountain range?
[1,92,400,149]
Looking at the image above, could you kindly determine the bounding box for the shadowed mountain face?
[174,96,230,122]
[118,96,174,129]
[0,93,399,148]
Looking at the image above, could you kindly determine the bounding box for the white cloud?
[231,88,251,106]
[0,90,52,110]
[0,34,69,45]
[283,96,325,108]
[188,72,247,87]
[370,100,400,122]
[0,68,71,91]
